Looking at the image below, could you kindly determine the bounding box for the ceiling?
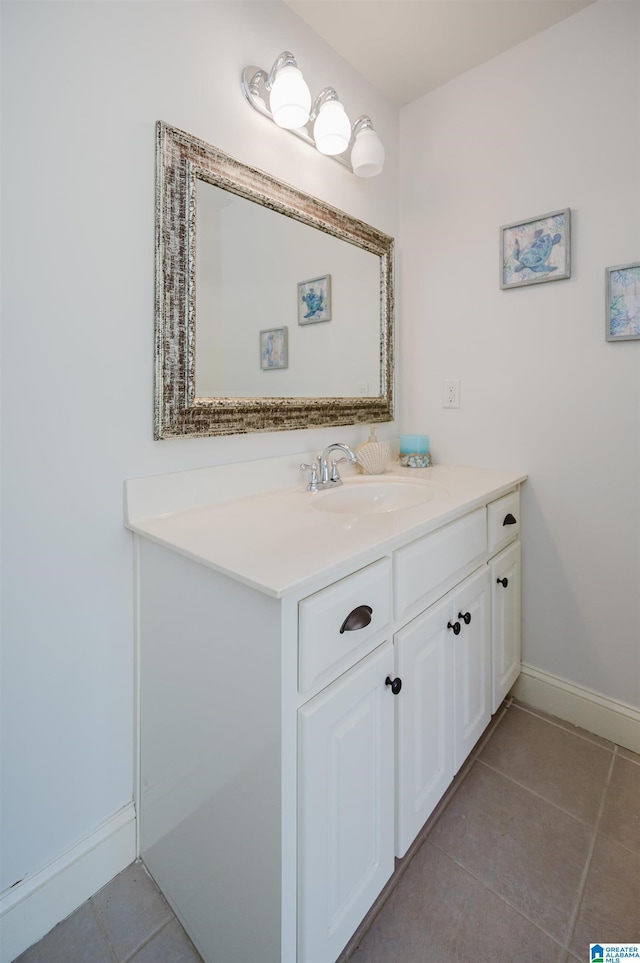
[284,0,595,106]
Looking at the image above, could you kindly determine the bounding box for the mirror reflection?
[195,181,381,399]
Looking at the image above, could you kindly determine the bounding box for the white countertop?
[125,462,527,599]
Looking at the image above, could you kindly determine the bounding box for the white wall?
[400,0,640,708]
[0,1,398,897]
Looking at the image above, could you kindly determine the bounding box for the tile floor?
[15,700,640,963]
[342,699,640,963]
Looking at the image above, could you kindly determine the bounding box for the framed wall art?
[500,208,571,289]
[298,274,331,324]
[260,327,288,369]
[605,262,640,341]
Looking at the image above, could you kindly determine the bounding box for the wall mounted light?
[263,52,311,129]
[241,52,385,177]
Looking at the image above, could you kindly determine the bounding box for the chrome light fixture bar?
[241,52,385,177]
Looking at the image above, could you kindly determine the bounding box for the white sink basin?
[311,478,440,515]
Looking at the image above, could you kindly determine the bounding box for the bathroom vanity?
[125,456,525,963]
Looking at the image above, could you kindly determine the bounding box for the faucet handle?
[329,457,348,483]
[300,462,320,490]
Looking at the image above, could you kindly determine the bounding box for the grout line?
[88,901,120,963]
[426,839,565,953]
[121,918,175,963]
[596,748,640,857]
[561,748,616,955]
[475,757,603,829]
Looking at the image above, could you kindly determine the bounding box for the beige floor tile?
[91,862,173,962]
[510,701,615,751]
[570,835,640,954]
[480,706,612,823]
[598,755,640,854]
[349,842,563,963]
[13,904,115,963]
[429,762,592,944]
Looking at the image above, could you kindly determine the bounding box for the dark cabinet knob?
[497,577,509,588]
[458,611,472,625]
[503,513,517,526]
[447,620,461,635]
[385,676,402,695]
[339,604,373,634]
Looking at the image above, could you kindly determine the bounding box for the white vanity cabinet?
[296,559,395,963]
[126,462,525,963]
[393,532,491,858]
[490,539,522,712]
[394,594,455,857]
[487,490,522,713]
[451,565,491,769]
[297,642,395,963]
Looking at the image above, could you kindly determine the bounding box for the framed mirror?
[155,122,394,438]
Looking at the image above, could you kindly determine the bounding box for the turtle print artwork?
[298,274,332,324]
[500,209,571,289]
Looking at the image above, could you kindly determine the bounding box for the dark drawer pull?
[497,577,509,588]
[447,620,461,635]
[385,676,402,695]
[458,611,472,625]
[503,513,517,526]
[340,604,373,634]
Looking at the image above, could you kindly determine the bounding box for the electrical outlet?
[443,379,461,408]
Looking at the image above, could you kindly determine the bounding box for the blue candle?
[400,434,429,454]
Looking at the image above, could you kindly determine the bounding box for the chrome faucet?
[300,443,357,492]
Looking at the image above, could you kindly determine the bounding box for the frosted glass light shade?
[269,65,311,129]
[313,101,351,155]
[351,127,385,177]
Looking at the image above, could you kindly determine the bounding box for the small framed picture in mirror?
[298,274,331,324]
[260,327,288,369]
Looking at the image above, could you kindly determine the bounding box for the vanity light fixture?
[241,52,385,177]
[312,88,351,155]
[264,52,311,129]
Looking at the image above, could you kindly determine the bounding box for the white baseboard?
[0,802,136,963]
[511,664,640,754]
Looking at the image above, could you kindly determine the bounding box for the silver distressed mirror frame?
[155,122,394,438]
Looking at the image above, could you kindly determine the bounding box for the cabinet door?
[490,540,521,713]
[452,566,491,771]
[298,642,395,963]
[394,596,454,858]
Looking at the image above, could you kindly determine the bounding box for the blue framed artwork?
[260,326,288,369]
[606,262,640,341]
[298,274,331,324]
[500,208,571,289]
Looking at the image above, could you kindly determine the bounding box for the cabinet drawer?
[487,490,520,556]
[393,508,487,620]
[298,558,391,694]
